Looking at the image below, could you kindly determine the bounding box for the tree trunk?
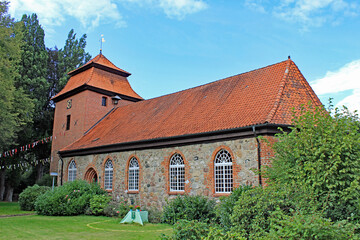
[5,183,13,202]
[36,164,44,181]
[0,169,5,201]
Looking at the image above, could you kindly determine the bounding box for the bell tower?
[50,54,142,176]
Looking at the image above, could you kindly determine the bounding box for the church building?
[50,54,321,208]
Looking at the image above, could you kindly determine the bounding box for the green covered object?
[120,210,148,225]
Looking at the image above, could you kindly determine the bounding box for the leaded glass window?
[104,160,113,190]
[170,153,185,191]
[214,149,233,193]
[68,160,77,182]
[128,157,139,191]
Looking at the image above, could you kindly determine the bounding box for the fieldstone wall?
[61,137,259,209]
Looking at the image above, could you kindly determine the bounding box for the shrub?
[216,185,252,230]
[35,180,106,216]
[18,184,50,211]
[161,220,210,240]
[161,195,216,224]
[230,184,315,239]
[90,194,111,215]
[103,200,131,218]
[145,206,163,223]
[203,226,246,240]
[267,209,358,239]
[268,104,360,221]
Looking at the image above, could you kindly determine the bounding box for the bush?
[18,184,50,211]
[267,209,358,239]
[90,194,111,215]
[145,206,163,223]
[230,184,315,239]
[103,200,131,218]
[161,195,216,224]
[204,226,246,240]
[35,180,106,216]
[216,185,252,230]
[161,220,210,240]
[268,104,360,221]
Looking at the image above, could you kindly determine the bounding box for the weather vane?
[100,34,105,54]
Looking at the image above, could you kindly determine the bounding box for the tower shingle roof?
[52,54,142,102]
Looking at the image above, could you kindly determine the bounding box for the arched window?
[128,157,139,191]
[170,153,185,191]
[214,149,233,193]
[68,160,77,182]
[104,160,113,190]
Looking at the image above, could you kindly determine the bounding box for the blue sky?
[8,0,360,111]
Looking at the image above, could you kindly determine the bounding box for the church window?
[214,149,233,193]
[68,160,77,182]
[104,160,113,190]
[170,153,185,191]
[102,97,107,106]
[128,157,139,191]
[66,115,71,130]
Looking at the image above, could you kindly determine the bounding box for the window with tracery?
[104,160,113,190]
[170,153,185,191]
[214,149,233,193]
[68,160,77,182]
[128,157,139,191]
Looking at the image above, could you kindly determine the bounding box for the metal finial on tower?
[288,55,291,59]
[100,34,105,54]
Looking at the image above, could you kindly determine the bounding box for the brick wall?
[50,90,133,173]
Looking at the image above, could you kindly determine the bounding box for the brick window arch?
[169,153,185,192]
[214,149,233,193]
[104,159,113,190]
[68,160,77,182]
[128,157,139,191]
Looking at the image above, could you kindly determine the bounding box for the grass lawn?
[0,202,172,239]
[0,202,33,216]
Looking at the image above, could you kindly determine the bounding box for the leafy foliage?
[268,103,360,221]
[89,194,111,215]
[161,195,217,224]
[267,209,357,240]
[230,184,316,239]
[0,1,34,151]
[216,185,252,230]
[161,220,210,240]
[18,184,50,211]
[35,180,106,216]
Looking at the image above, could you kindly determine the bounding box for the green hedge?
[161,195,216,224]
[18,184,51,211]
[35,180,106,216]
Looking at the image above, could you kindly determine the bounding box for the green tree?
[0,1,34,201]
[57,29,91,93]
[268,103,360,221]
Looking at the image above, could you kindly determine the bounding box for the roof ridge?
[85,67,95,85]
[293,62,322,106]
[265,59,292,123]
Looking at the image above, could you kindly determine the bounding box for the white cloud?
[311,60,360,111]
[8,0,207,31]
[245,0,359,29]
[8,0,125,30]
[158,0,208,18]
[123,0,207,19]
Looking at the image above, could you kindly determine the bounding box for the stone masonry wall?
[62,137,261,209]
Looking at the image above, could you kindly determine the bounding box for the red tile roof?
[61,59,322,152]
[52,54,142,101]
